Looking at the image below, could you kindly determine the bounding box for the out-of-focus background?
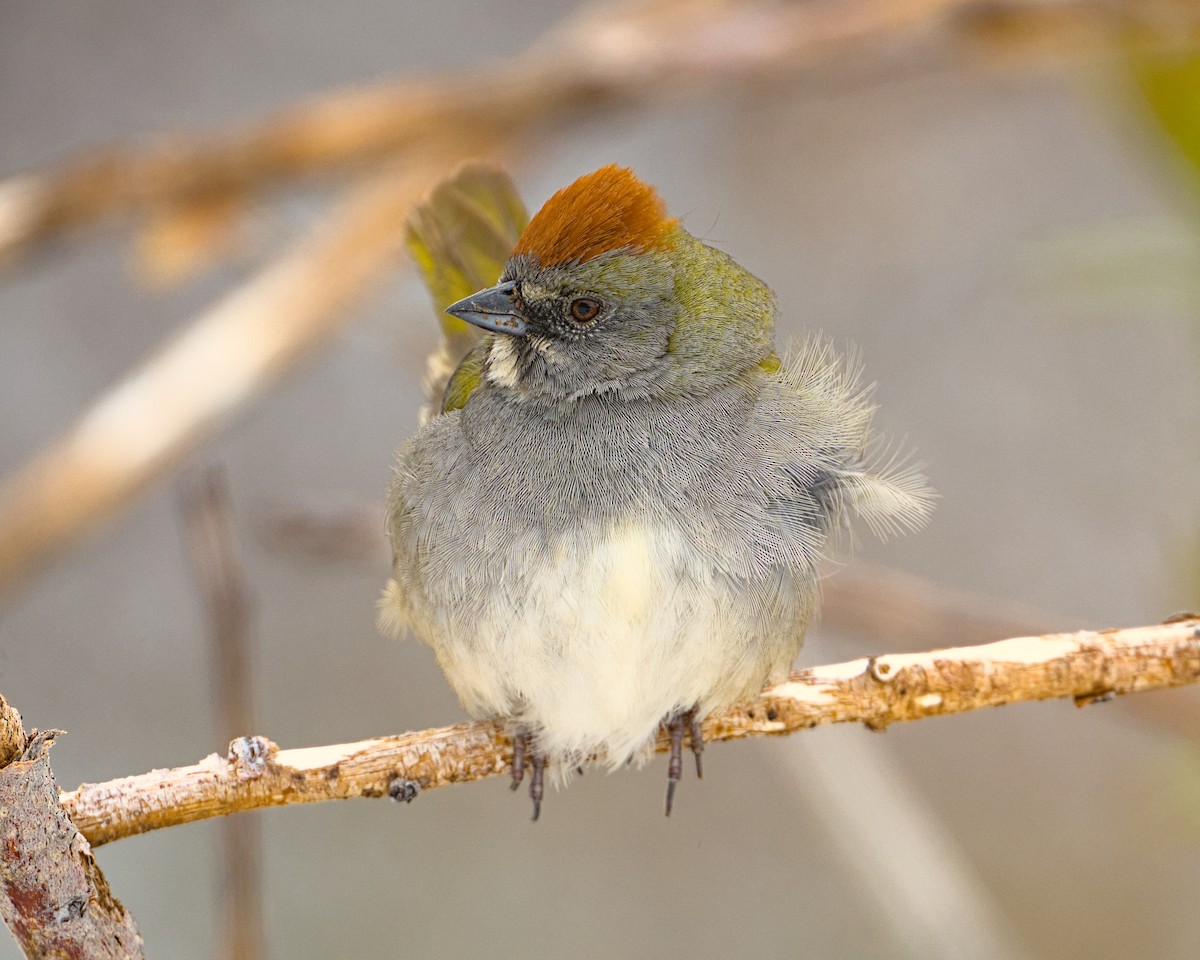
[2,1,1200,958]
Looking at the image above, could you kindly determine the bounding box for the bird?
[380,164,932,819]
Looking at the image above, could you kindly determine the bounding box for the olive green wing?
[407,163,528,314]
[441,335,492,414]
[405,164,529,420]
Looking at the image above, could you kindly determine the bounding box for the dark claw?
[687,709,704,779]
[511,731,529,791]
[530,753,546,822]
[665,713,685,817]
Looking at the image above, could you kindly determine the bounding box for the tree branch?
[178,467,265,960]
[0,0,965,596]
[0,0,887,266]
[2,0,1195,267]
[0,694,25,768]
[4,0,1200,597]
[0,151,460,599]
[0,709,144,959]
[248,504,1200,741]
[60,617,1200,847]
[821,562,1200,737]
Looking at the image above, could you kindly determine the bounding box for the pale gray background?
[2,2,1199,959]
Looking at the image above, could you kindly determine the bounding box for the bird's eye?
[568,297,601,324]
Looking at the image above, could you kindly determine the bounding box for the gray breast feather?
[386,335,931,616]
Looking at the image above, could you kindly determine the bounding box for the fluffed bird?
[381,164,932,819]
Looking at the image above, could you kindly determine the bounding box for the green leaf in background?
[1130,46,1200,184]
[1025,218,1200,316]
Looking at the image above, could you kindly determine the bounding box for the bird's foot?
[664,707,704,816]
[509,730,548,821]
[510,730,529,791]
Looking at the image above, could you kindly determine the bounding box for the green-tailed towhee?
[381,164,932,818]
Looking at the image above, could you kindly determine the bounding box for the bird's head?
[446,165,778,403]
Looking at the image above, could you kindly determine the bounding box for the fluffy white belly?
[418,521,783,768]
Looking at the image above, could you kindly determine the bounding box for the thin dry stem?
[59,617,1200,847]
[178,466,264,960]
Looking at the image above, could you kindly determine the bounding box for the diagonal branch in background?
[3,0,1198,267]
[0,700,144,959]
[4,0,1200,595]
[0,152,465,599]
[0,0,922,267]
[60,618,1200,847]
[0,0,898,598]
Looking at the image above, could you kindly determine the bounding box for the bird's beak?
[445,280,526,336]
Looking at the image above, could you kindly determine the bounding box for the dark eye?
[569,297,601,324]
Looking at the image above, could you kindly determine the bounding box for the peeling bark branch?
[0,723,144,959]
[821,562,1200,737]
[60,618,1200,847]
[0,696,25,769]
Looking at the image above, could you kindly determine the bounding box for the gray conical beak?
[445,280,526,336]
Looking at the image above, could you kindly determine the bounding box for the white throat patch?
[486,335,521,389]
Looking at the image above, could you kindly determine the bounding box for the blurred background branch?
[178,467,264,960]
[0,157,452,599]
[2,0,1199,598]
[13,0,1200,270]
